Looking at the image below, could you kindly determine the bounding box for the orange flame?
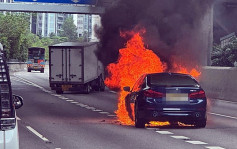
[105,28,201,125]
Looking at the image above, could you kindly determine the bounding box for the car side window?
[132,75,146,92]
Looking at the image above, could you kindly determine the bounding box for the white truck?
[49,42,105,94]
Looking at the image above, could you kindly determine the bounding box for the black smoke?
[97,0,213,70]
[213,1,237,43]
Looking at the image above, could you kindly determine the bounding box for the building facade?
[36,13,71,37]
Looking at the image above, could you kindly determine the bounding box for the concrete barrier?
[200,66,237,102]
[7,62,27,72]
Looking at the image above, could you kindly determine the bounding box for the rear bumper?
[138,108,206,122]
[50,83,84,91]
[28,67,44,71]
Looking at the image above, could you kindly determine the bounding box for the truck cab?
[0,43,23,149]
[27,47,45,73]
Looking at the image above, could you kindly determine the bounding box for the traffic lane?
[12,76,206,149]
[208,98,237,119]
[167,112,237,149]
[11,73,237,148]
[63,91,118,114]
[13,69,50,90]
[12,71,119,114]
[17,121,51,149]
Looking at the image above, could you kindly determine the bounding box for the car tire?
[56,90,63,94]
[135,103,145,128]
[41,69,44,73]
[195,119,206,128]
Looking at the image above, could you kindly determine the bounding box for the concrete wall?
[200,66,237,101]
[7,62,26,72]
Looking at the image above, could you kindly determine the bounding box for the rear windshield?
[147,74,199,87]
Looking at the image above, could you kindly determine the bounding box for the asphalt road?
[10,68,237,149]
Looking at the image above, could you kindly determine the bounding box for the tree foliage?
[59,17,78,41]
[0,13,30,61]
[212,39,237,67]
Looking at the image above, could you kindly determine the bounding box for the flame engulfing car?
[124,73,207,128]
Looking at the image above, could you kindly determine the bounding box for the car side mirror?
[123,86,131,92]
[13,95,23,109]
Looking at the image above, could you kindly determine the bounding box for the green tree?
[0,13,30,61]
[59,17,78,41]
[211,39,237,67]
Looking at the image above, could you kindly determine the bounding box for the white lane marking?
[156,131,174,135]
[59,97,69,100]
[99,112,110,114]
[76,103,87,107]
[51,94,61,97]
[211,98,237,104]
[186,141,208,145]
[85,106,96,110]
[26,126,49,142]
[66,100,74,102]
[205,146,225,149]
[209,112,237,120]
[93,109,103,112]
[16,116,21,121]
[171,136,190,140]
[109,91,117,94]
[55,148,61,149]
[108,114,116,117]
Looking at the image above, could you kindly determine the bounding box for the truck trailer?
[49,42,105,94]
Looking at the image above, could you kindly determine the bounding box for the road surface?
[10,68,237,149]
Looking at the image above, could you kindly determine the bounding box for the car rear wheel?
[135,103,145,128]
[195,119,206,128]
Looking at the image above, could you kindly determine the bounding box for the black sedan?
[123,73,207,128]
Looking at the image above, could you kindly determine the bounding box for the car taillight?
[189,90,206,99]
[144,90,164,98]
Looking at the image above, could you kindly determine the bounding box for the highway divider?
[200,66,237,102]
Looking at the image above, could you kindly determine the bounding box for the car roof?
[146,72,192,77]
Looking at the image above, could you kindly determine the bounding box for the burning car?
[123,72,207,128]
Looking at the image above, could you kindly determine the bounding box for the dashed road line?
[13,75,117,119]
[186,141,208,145]
[205,146,225,149]
[26,126,49,142]
[109,91,117,94]
[171,136,190,140]
[93,109,103,112]
[99,112,110,114]
[209,112,237,120]
[156,131,174,135]
[108,114,116,117]
[66,100,74,102]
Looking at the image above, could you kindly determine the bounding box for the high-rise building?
[73,14,101,42]
[0,0,12,3]
[36,13,71,37]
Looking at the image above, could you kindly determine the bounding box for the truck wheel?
[100,78,105,92]
[84,84,91,94]
[56,90,63,94]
